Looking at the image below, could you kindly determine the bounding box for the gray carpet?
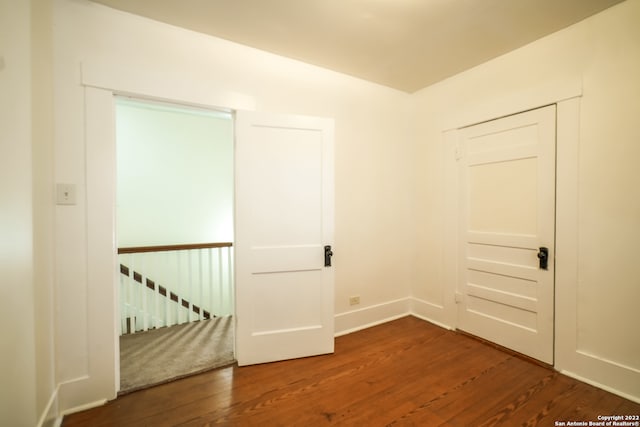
[119,316,235,394]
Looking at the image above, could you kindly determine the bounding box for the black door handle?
[324,245,333,267]
[538,247,549,270]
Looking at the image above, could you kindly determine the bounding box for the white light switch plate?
[56,183,77,205]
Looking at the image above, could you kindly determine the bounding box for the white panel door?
[235,111,334,366]
[457,105,556,364]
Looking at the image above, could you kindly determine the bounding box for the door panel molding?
[235,110,335,366]
[456,105,556,364]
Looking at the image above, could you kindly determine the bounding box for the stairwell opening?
[115,97,235,393]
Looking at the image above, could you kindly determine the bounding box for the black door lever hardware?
[538,247,549,270]
[324,245,333,267]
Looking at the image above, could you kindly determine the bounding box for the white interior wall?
[411,0,640,401]
[48,0,640,417]
[53,0,414,412]
[1,1,57,426]
[0,2,36,425]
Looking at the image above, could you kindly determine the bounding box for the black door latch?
[538,247,549,270]
[324,245,333,267]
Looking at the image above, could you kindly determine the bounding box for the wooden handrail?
[118,242,233,254]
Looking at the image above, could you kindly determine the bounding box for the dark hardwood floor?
[62,316,639,426]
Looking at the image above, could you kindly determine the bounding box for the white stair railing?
[118,242,233,335]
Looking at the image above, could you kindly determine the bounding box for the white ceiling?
[90,0,624,93]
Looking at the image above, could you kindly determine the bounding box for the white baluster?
[177,250,183,325]
[130,254,136,333]
[186,250,191,323]
[207,248,216,317]
[164,251,170,328]
[119,257,125,335]
[217,248,224,316]
[141,254,148,332]
[228,246,234,316]
[198,249,204,322]
[153,261,158,330]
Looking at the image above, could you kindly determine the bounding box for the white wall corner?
[442,129,461,330]
[334,298,411,337]
[56,376,95,415]
[409,297,453,330]
[57,375,108,419]
[36,386,59,427]
[333,297,458,338]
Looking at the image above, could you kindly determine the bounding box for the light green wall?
[116,99,234,247]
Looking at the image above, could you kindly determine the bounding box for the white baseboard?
[59,398,108,418]
[557,349,640,404]
[409,297,453,330]
[42,383,106,427]
[410,311,453,331]
[333,297,453,337]
[56,375,110,419]
[53,296,639,421]
[334,298,410,337]
[560,368,640,405]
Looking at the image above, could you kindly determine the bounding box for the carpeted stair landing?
[119,316,235,394]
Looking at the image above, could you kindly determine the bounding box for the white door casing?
[456,105,556,364]
[234,111,335,366]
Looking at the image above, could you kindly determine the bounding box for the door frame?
[80,60,257,403]
[442,91,581,369]
[87,87,238,396]
[82,61,337,401]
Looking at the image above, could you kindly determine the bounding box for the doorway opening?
[114,97,235,393]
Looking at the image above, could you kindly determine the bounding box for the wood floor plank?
[62,316,640,426]
[495,373,582,426]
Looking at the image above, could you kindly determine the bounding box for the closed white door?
[234,111,334,366]
[457,105,556,364]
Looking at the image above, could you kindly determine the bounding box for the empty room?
[2,0,639,426]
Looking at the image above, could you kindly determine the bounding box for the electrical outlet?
[349,295,360,306]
